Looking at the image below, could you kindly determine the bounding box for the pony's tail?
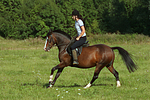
[111,47,137,73]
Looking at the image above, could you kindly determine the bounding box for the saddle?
[67,40,89,56]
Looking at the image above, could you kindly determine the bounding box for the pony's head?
[44,29,72,51]
[44,29,55,51]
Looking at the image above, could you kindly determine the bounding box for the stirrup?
[73,61,79,65]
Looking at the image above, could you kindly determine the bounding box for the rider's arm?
[76,26,85,40]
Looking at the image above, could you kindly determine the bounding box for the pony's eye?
[47,39,50,42]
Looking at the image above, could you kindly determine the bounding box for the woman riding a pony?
[71,10,87,65]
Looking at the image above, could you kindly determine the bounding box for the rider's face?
[72,15,77,20]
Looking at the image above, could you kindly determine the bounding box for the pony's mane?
[54,30,72,40]
[47,29,72,40]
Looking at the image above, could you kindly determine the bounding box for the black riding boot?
[72,49,79,65]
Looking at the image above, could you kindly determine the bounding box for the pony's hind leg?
[107,64,121,87]
[84,64,104,89]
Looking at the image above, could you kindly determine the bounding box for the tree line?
[0,0,149,39]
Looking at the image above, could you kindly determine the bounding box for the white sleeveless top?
[75,19,86,37]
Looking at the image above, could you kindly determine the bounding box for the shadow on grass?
[92,83,114,87]
[42,83,82,88]
[21,83,35,86]
[21,82,114,88]
[43,83,114,88]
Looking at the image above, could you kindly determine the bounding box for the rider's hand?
[76,37,80,41]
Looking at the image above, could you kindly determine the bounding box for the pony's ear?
[49,29,52,34]
[47,29,52,37]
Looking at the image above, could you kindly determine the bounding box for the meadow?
[0,34,150,100]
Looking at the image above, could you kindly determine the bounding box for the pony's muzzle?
[44,48,50,52]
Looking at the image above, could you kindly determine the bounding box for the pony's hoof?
[47,84,53,88]
[117,81,121,87]
[117,84,121,87]
[47,86,51,88]
[84,83,91,89]
[47,86,52,88]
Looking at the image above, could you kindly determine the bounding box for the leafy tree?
[0,0,149,39]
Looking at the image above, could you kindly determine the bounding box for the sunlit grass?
[0,34,150,100]
[88,33,150,45]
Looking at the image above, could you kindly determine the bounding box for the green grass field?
[0,34,150,100]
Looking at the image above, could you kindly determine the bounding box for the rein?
[55,43,69,47]
[50,34,70,47]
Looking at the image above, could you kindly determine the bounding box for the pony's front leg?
[49,68,64,88]
[48,65,59,84]
[48,63,65,88]
[47,65,59,88]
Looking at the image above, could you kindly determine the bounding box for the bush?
[0,0,149,39]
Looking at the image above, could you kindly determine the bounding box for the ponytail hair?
[79,14,85,27]
[79,14,84,22]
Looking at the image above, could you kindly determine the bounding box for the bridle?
[47,35,55,49]
[47,34,70,48]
